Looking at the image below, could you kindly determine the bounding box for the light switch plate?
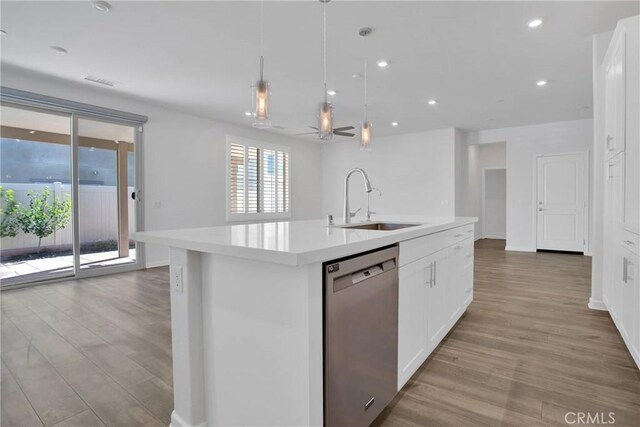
[171,265,183,293]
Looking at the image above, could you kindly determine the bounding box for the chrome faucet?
[343,168,372,224]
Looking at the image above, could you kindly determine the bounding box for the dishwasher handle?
[332,258,397,292]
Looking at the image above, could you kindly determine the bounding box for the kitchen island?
[133,215,477,427]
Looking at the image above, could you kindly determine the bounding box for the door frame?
[73,114,145,280]
[534,152,590,254]
[0,97,146,289]
[481,167,507,239]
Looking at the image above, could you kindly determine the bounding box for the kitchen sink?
[340,222,422,231]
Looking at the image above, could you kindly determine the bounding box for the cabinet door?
[397,256,431,390]
[632,252,640,368]
[447,241,473,323]
[427,249,448,352]
[604,32,626,159]
[620,246,639,361]
[444,245,462,324]
[623,21,639,233]
[461,241,474,308]
[603,154,625,319]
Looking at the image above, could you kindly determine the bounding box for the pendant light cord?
[364,58,368,120]
[260,0,264,80]
[323,0,327,102]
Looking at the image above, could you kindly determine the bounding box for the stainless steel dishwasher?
[324,245,399,427]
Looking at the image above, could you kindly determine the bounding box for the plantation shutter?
[229,142,289,216]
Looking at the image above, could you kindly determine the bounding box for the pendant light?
[317,0,333,140]
[253,0,271,128]
[360,59,373,150]
[359,27,373,150]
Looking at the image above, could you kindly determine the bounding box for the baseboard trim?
[146,260,169,269]
[483,232,506,239]
[588,298,608,311]
[170,411,206,427]
[505,245,535,252]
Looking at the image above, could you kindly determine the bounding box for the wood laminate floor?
[375,239,640,427]
[1,239,638,426]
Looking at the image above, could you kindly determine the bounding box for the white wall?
[590,31,614,308]
[483,169,507,239]
[1,65,323,267]
[460,142,507,239]
[464,119,593,252]
[321,128,456,219]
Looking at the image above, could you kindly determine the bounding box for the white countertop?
[132,215,477,266]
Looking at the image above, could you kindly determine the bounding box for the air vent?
[84,75,115,87]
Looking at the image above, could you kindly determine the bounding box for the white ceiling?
[1,1,638,139]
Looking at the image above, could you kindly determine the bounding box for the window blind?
[229,142,289,216]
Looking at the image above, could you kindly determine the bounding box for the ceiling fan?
[295,125,356,137]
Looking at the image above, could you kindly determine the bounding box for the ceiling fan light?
[318,102,334,141]
[360,121,372,151]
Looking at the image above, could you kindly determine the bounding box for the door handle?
[425,262,433,287]
[433,262,437,287]
[606,134,614,150]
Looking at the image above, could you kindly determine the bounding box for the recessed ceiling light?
[391,122,399,127]
[29,130,36,134]
[536,80,547,86]
[0,30,6,36]
[244,111,252,116]
[428,99,437,105]
[92,1,112,12]
[327,90,337,96]
[377,60,388,68]
[528,18,543,28]
[50,46,68,55]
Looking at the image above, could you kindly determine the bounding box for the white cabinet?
[617,243,639,367]
[397,255,430,388]
[427,247,449,352]
[602,15,640,370]
[604,32,625,159]
[397,226,475,390]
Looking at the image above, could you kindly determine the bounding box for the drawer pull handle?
[454,234,464,238]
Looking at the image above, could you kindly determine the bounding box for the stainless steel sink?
[340,222,422,231]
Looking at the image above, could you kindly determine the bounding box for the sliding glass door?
[0,103,143,288]
[77,117,138,271]
[0,104,74,285]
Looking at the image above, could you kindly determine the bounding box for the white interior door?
[536,153,586,252]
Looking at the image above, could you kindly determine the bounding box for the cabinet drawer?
[622,232,640,256]
[399,224,474,267]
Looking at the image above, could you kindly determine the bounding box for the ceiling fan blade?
[294,132,318,136]
[309,126,319,131]
[334,132,355,137]
[333,126,355,132]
